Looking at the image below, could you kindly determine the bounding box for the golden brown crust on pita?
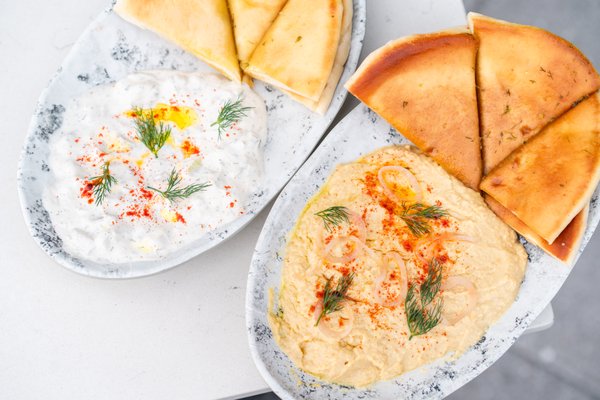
[345,29,482,189]
[115,0,241,82]
[481,94,600,244]
[469,12,600,173]
[245,0,343,101]
[485,196,587,266]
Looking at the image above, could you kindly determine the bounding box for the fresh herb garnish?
[316,273,355,326]
[147,168,211,202]
[132,107,171,158]
[399,202,447,237]
[211,96,253,140]
[406,259,443,340]
[89,162,117,206]
[314,206,350,232]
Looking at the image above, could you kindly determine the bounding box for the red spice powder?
[120,203,153,221]
[175,212,186,224]
[118,181,156,222]
[80,182,94,200]
[338,266,351,276]
[76,155,91,163]
[139,187,153,200]
[367,303,392,330]
[363,171,401,235]
[180,138,200,158]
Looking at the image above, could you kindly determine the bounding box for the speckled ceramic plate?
[246,104,600,399]
[17,1,366,278]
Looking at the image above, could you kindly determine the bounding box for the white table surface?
[0,1,552,399]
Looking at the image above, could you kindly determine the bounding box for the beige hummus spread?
[269,145,527,387]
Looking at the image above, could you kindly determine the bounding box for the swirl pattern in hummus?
[269,145,527,387]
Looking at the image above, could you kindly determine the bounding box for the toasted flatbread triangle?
[245,0,343,101]
[281,0,352,114]
[481,93,600,244]
[114,0,241,82]
[345,29,481,190]
[485,195,588,266]
[228,0,288,66]
[468,13,600,173]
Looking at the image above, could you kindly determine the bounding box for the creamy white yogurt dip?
[43,71,267,263]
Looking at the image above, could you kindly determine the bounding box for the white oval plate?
[246,104,600,399]
[17,1,366,278]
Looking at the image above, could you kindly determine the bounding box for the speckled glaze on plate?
[246,104,600,399]
[17,1,366,278]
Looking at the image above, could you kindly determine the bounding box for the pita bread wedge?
[228,0,288,66]
[281,0,352,114]
[345,29,481,190]
[486,195,588,266]
[468,13,600,173]
[114,0,241,82]
[245,0,343,101]
[481,93,600,244]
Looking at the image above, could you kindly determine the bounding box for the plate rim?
[245,103,599,399]
[16,0,367,279]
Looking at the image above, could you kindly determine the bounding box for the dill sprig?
[314,206,350,232]
[90,162,117,206]
[400,202,447,237]
[316,273,355,326]
[210,96,253,140]
[132,107,171,157]
[406,259,444,340]
[147,168,211,202]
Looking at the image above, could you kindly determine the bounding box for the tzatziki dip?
[43,71,267,263]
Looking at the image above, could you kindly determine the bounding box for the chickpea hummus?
[269,146,527,387]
